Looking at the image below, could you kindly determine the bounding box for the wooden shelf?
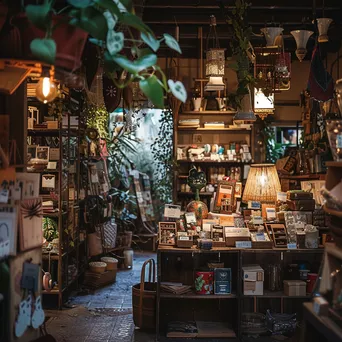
[178,191,213,196]
[178,127,251,131]
[177,159,249,164]
[180,110,236,115]
[326,161,342,168]
[160,292,237,299]
[279,174,324,179]
[242,290,311,299]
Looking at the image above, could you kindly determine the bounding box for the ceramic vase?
[192,98,202,111]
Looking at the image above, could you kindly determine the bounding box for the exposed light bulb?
[36,77,58,104]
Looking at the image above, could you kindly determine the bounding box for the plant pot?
[12,14,88,71]
[192,97,202,111]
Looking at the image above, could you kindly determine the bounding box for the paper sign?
[0,189,9,203]
[256,233,266,241]
[235,241,252,248]
[287,243,297,249]
[277,191,287,202]
[164,204,181,218]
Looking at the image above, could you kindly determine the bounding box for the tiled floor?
[45,251,156,342]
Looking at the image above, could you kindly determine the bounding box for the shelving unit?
[26,87,87,308]
[156,247,323,341]
[174,107,254,208]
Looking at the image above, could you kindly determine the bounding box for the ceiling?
[140,0,342,58]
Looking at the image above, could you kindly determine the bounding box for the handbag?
[266,310,296,335]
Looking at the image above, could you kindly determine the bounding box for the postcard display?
[0,169,43,341]
[157,186,326,339]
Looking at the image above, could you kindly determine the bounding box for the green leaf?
[141,32,160,52]
[139,75,164,108]
[163,33,181,54]
[30,38,56,65]
[104,51,122,72]
[112,54,157,74]
[103,10,118,30]
[26,3,51,31]
[89,38,106,48]
[93,0,121,17]
[107,30,124,55]
[70,7,108,40]
[168,80,187,103]
[136,47,153,58]
[67,0,92,8]
[120,12,152,34]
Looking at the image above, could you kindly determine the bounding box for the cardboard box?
[243,265,264,281]
[243,280,264,296]
[214,281,231,294]
[243,265,264,295]
[284,280,306,296]
[214,268,231,282]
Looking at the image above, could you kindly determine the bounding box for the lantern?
[317,18,333,43]
[290,30,313,62]
[261,27,284,47]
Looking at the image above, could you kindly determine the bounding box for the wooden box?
[177,236,193,248]
[225,236,250,247]
[250,228,273,249]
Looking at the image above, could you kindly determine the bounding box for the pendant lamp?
[290,30,313,62]
[261,27,284,47]
[317,18,333,43]
[205,15,225,91]
[233,86,257,122]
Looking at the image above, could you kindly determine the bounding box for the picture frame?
[27,145,37,163]
[36,146,49,162]
[262,204,276,220]
[192,134,203,144]
[214,181,235,212]
[0,205,18,257]
[234,182,242,198]
[159,222,177,246]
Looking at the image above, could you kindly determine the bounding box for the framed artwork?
[19,198,43,251]
[36,146,49,162]
[159,222,177,246]
[214,181,235,212]
[234,182,242,198]
[193,134,203,144]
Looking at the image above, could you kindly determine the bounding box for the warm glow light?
[242,164,281,204]
[36,77,58,104]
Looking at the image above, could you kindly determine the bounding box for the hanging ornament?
[102,75,122,112]
[317,18,333,43]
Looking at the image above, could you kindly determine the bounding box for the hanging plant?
[151,108,174,210]
[23,0,187,108]
[219,0,255,108]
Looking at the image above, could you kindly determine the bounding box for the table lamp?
[242,164,281,204]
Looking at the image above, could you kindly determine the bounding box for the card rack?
[265,223,288,248]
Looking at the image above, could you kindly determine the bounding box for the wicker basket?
[101,257,118,271]
[132,259,156,331]
[89,261,107,274]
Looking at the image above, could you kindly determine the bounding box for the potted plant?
[19,0,187,108]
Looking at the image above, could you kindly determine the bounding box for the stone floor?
[45,251,156,342]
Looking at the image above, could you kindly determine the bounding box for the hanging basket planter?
[11,14,88,71]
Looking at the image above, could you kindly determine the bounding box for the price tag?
[235,241,252,248]
[256,233,266,241]
[277,191,287,202]
[179,236,190,241]
[287,243,297,249]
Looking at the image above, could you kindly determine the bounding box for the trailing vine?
[150,109,174,211]
[219,0,255,108]
[86,105,110,140]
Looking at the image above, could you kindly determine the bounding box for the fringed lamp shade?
[242,164,281,204]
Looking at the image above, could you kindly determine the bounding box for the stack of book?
[204,122,225,129]
[42,201,57,214]
[161,282,192,295]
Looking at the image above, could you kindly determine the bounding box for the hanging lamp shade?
[242,164,281,204]
[290,30,313,62]
[261,27,284,47]
[336,79,342,114]
[205,15,226,84]
[317,18,333,43]
[233,86,257,122]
